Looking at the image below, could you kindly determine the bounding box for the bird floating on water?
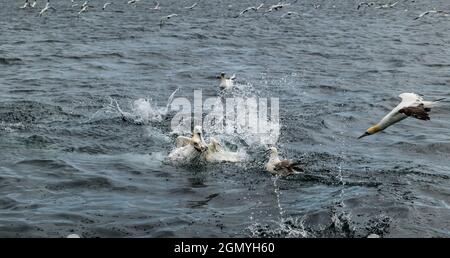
[168,126,208,163]
[218,72,236,90]
[266,147,303,176]
[358,93,445,139]
[205,137,247,163]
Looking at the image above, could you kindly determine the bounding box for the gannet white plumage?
[239,6,257,16]
[71,0,79,7]
[375,1,398,9]
[265,2,291,13]
[184,2,197,10]
[78,4,89,15]
[359,93,445,139]
[218,72,235,90]
[160,14,178,27]
[152,2,161,10]
[414,10,449,20]
[31,0,37,8]
[256,3,264,11]
[168,126,208,163]
[204,138,247,163]
[20,0,30,9]
[39,0,52,16]
[265,147,303,176]
[103,2,112,10]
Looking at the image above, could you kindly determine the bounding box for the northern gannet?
[184,2,197,10]
[81,0,88,8]
[266,2,291,13]
[218,72,235,90]
[160,14,178,27]
[358,93,445,139]
[152,2,161,10]
[31,0,37,8]
[414,10,449,20]
[39,0,53,16]
[71,0,79,7]
[256,3,264,11]
[20,0,30,9]
[357,2,375,10]
[375,1,398,9]
[266,147,303,176]
[204,138,247,163]
[239,6,257,16]
[103,2,112,10]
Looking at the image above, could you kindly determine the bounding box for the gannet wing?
[176,136,191,147]
[399,104,430,121]
[398,93,423,108]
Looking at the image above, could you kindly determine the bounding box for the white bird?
[266,2,291,13]
[31,0,37,8]
[218,72,236,90]
[256,3,264,11]
[152,2,161,10]
[81,0,88,8]
[239,6,257,16]
[357,2,375,10]
[71,0,79,7]
[78,4,89,15]
[39,0,52,16]
[376,1,398,9]
[20,0,30,9]
[168,126,208,163]
[184,2,197,10]
[414,10,449,20]
[204,138,247,163]
[266,147,303,176]
[160,13,178,27]
[103,2,112,10]
[358,93,445,139]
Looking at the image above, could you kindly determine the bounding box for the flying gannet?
[266,147,303,176]
[357,2,375,10]
[375,1,398,9]
[184,2,197,10]
[414,10,449,20]
[218,72,236,90]
[256,3,264,11]
[71,0,79,7]
[265,2,291,13]
[239,6,257,16]
[31,0,37,8]
[152,2,161,10]
[103,2,112,10]
[160,14,178,27]
[358,93,445,139]
[39,0,53,16]
[20,0,30,9]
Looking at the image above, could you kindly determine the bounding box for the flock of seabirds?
[14,0,448,176]
[17,0,450,22]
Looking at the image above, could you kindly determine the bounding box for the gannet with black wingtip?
[358,93,445,139]
[357,2,375,10]
[376,1,398,9]
[39,0,52,16]
[414,10,449,20]
[20,0,30,9]
[78,4,89,15]
[265,2,291,13]
[205,137,247,163]
[218,72,235,90]
[266,147,303,176]
[168,126,208,163]
[160,13,178,27]
[239,6,257,16]
[103,2,112,10]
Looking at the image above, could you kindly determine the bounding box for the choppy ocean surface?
[1,0,450,237]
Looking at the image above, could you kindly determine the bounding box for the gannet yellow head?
[358,125,381,139]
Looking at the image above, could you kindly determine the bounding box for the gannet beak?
[358,132,370,139]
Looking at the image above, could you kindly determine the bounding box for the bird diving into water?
[359,93,445,139]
